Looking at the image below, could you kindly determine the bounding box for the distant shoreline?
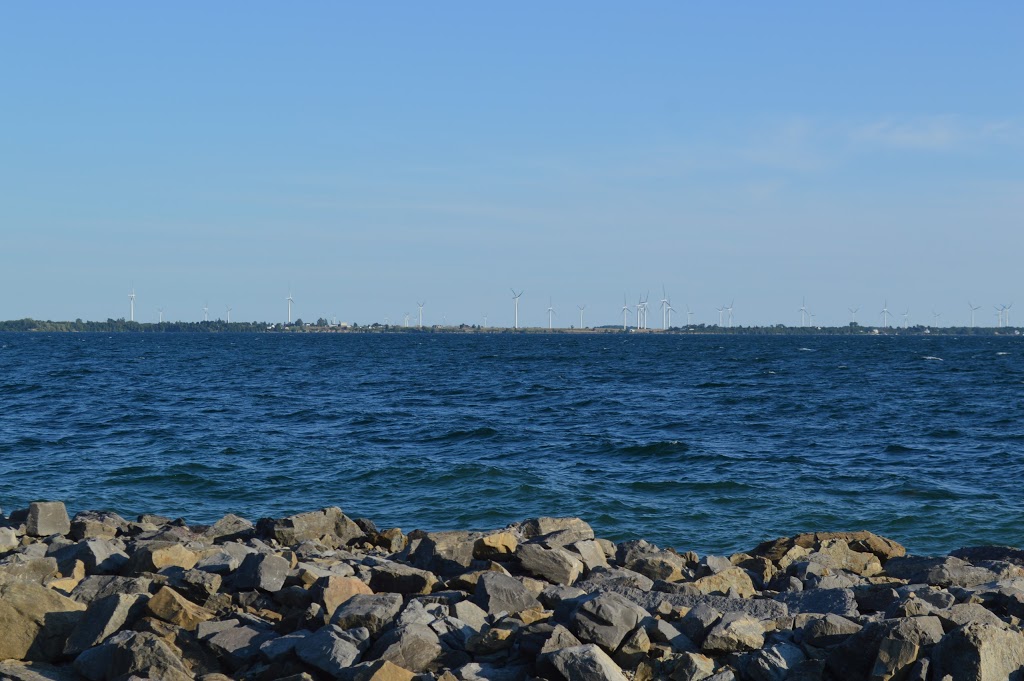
[0,318,1019,336]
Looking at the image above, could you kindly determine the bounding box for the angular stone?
[262,507,364,546]
[801,613,862,648]
[645,617,699,653]
[517,543,584,586]
[259,630,310,661]
[474,531,519,559]
[366,557,438,595]
[518,517,595,544]
[626,555,686,583]
[70,511,127,541]
[0,660,80,681]
[570,540,610,572]
[575,566,654,593]
[870,637,918,681]
[0,527,20,553]
[70,575,151,605]
[677,604,722,646]
[777,588,858,616]
[27,502,70,537]
[194,542,255,574]
[669,651,716,681]
[203,513,254,543]
[72,631,192,681]
[888,616,945,647]
[0,556,59,585]
[690,566,756,598]
[410,531,480,576]
[935,602,1006,630]
[145,585,213,630]
[930,622,1024,680]
[162,566,223,606]
[0,580,86,662]
[331,593,404,635]
[702,613,765,654]
[205,622,277,670]
[547,643,628,681]
[884,555,1000,588]
[312,574,374,619]
[740,642,807,681]
[370,623,443,673]
[295,624,364,675]
[352,659,417,681]
[807,539,883,577]
[753,532,905,564]
[125,542,199,574]
[63,593,148,656]
[235,552,290,592]
[474,572,541,615]
[614,624,651,669]
[571,592,649,653]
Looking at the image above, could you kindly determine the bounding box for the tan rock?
[690,566,756,598]
[145,586,213,630]
[49,559,86,593]
[0,580,86,661]
[870,637,919,681]
[473,531,518,558]
[312,575,374,618]
[354,659,417,681]
[128,542,199,574]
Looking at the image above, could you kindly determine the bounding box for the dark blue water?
[1,332,1021,556]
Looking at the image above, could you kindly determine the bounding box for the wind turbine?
[225,305,232,323]
[547,298,555,330]
[666,302,674,328]
[483,314,488,328]
[404,313,410,328]
[287,288,295,324]
[726,301,734,328]
[969,302,981,328]
[203,302,209,322]
[157,307,164,323]
[128,284,136,322]
[578,304,585,329]
[686,304,694,327]
[849,307,860,325]
[1005,303,1013,328]
[880,300,891,329]
[417,302,425,329]
[995,305,1004,328]
[660,286,670,330]
[800,298,808,328]
[511,289,523,329]
[621,295,631,331]
[902,308,911,329]
[716,306,725,327]
[932,310,941,327]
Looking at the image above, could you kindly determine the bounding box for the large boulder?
[144,585,213,630]
[311,574,374,619]
[365,557,438,595]
[369,623,443,673]
[70,511,126,541]
[546,643,628,681]
[408,531,480,576]
[690,567,756,598]
[63,593,149,656]
[473,572,541,615]
[753,531,905,564]
[72,631,192,681]
[26,502,70,537]
[702,613,765,654]
[295,625,366,676]
[517,543,584,586]
[930,622,1024,680]
[331,593,404,635]
[260,507,364,546]
[884,555,1002,588]
[518,517,595,545]
[570,592,649,653]
[0,580,86,661]
[234,552,290,592]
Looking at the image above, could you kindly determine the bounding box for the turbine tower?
[1006,303,1014,328]
[800,298,808,327]
[666,302,674,329]
[932,310,941,327]
[578,304,585,329]
[660,286,670,330]
[969,302,981,328]
[881,300,891,329]
[417,302,425,330]
[621,296,631,331]
[203,302,209,322]
[849,307,860,325]
[225,305,232,323]
[726,301,735,328]
[547,298,555,330]
[686,304,694,327]
[287,288,295,324]
[511,289,523,329]
[404,313,410,328]
[157,307,164,323]
[128,284,136,322]
[716,306,725,327]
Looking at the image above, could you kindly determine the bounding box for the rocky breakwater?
[0,503,1024,680]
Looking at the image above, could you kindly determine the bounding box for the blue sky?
[2,3,1021,327]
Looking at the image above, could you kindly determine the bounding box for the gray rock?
[162,566,222,606]
[452,599,488,633]
[194,542,255,574]
[888,615,945,647]
[678,603,723,647]
[800,613,862,648]
[27,502,70,537]
[518,517,595,544]
[583,581,788,620]
[365,557,438,595]
[0,527,21,553]
[517,543,584,586]
[777,588,858,616]
[930,622,1024,680]
[409,531,480,577]
[569,540,610,572]
[570,592,649,653]
[70,575,151,605]
[950,546,1024,567]
[234,552,290,592]
[0,556,59,585]
[395,599,446,627]
[667,651,716,681]
[261,507,364,546]
[295,625,363,676]
[70,511,126,541]
[851,583,900,614]
[644,617,699,653]
[205,622,278,670]
[935,602,1006,630]
[884,555,1001,588]
[740,642,807,681]
[63,593,148,656]
[546,643,628,681]
[455,661,530,680]
[259,630,310,661]
[0,660,80,681]
[203,513,254,543]
[0,580,86,662]
[870,637,919,681]
[72,631,192,681]
[474,572,541,615]
[369,623,443,673]
[331,592,404,635]
[702,613,765,654]
[576,566,655,593]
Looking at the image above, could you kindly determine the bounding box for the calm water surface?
[1,332,1021,556]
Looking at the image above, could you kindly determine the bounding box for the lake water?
[1,332,1021,556]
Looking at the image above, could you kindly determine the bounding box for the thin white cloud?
[851,116,1022,151]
